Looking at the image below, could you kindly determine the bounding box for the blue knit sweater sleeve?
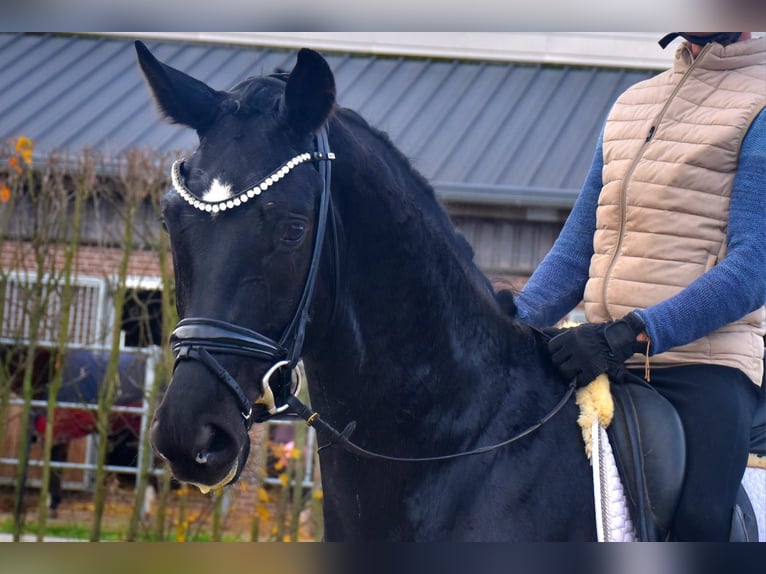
[634,108,766,353]
[514,137,602,327]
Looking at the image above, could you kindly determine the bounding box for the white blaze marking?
[202,178,233,202]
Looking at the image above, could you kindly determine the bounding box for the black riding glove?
[547,312,647,386]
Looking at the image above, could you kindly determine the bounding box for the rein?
[285,320,577,463]
[285,381,577,463]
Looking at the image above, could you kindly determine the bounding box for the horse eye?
[282,220,306,244]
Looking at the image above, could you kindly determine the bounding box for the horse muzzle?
[151,319,300,491]
[150,399,251,493]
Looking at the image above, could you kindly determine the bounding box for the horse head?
[136,41,336,491]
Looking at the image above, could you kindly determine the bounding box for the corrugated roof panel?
[0,35,70,90]
[2,37,95,126]
[447,65,537,184]
[368,59,436,133]
[4,39,122,140]
[429,63,518,182]
[455,64,544,184]
[418,62,496,172]
[328,53,376,101]
[392,59,470,163]
[488,66,571,185]
[370,63,427,139]
[0,33,23,56]
[339,57,409,125]
[511,67,598,188]
[408,61,488,165]
[0,33,657,206]
[39,53,150,153]
[375,59,455,152]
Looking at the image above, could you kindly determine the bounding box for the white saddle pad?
[591,421,637,542]
[591,423,766,542]
[742,465,766,542]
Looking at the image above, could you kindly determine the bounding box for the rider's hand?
[547,312,647,386]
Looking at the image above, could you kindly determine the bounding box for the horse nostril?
[191,424,234,467]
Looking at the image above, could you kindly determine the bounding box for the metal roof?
[0,33,656,209]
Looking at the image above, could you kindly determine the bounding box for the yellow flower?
[15,136,33,166]
[255,506,271,521]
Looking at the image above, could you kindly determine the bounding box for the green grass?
[1,519,118,540]
[0,519,248,542]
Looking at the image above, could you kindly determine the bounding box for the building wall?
[1,241,163,282]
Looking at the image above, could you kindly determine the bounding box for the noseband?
[169,125,335,429]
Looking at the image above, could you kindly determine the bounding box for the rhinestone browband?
[170,151,335,213]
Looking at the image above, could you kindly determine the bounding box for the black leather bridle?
[167,123,577,463]
[169,125,335,430]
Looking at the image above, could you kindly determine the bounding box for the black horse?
[137,42,596,541]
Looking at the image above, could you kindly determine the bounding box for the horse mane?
[336,107,437,200]
[331,107,488,277]
[326,104,528,362]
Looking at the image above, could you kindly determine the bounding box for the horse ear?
[281,48,336,134]
[135,41,223,132]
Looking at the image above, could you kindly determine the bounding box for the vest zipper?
[600,43,714,320]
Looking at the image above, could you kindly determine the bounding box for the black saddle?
[606,375,760,542]
[606,377,684,541]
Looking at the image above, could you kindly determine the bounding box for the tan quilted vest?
[584,38,766,385]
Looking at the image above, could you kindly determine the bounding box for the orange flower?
[8,156,22,174]
[0,183,10,203]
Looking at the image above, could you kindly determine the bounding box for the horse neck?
[304,118,524,424]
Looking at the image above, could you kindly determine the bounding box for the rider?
[513,32,766,541]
